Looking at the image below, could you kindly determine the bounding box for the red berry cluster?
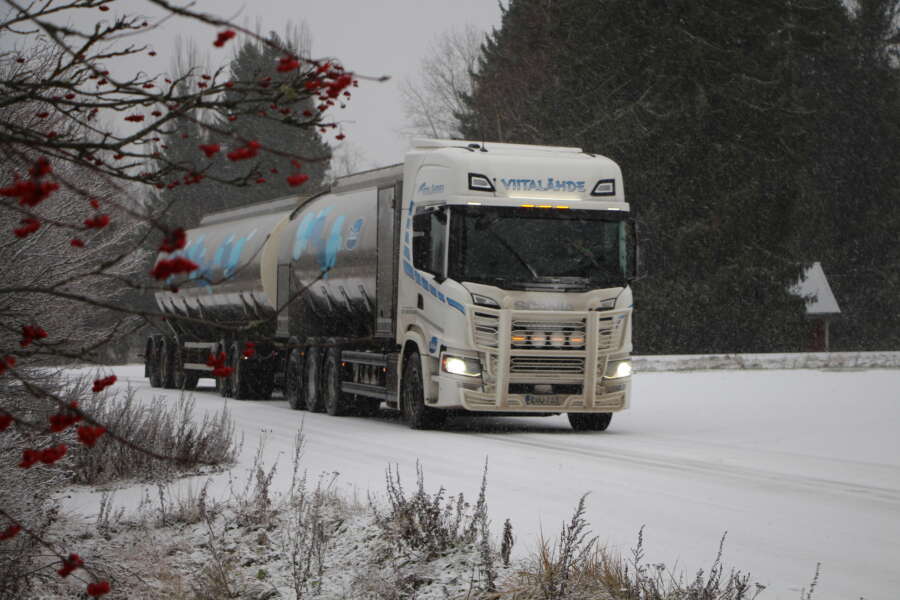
[20,325,47,348]
[150,256,198,280]
[0,157,59,208]
[92,375,117,393]
[206,352,233,378]
[159,228,187,253]
[226,140,261,161]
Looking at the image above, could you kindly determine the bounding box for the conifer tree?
[459,0,899,353]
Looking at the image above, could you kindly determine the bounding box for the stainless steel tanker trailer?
[145,138,637,430]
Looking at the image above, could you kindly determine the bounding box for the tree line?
[451,0,900,353]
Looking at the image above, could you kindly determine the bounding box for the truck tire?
[181,372,200,391]
[230,341,254,400]
[173,344,198,391]
[254,359,274,401]
[568,412,612,432]
[304,346,324,412]
[323,348,351,416]
[401,351,446,430]
[159,337,176,389]
[284,347,305,410]
[147,338,163,388]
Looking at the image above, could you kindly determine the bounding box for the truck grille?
[509,356,585,377]
[597,315,627,352]
[511,319,586,350]
[473,312,499,348]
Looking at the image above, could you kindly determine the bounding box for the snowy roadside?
[38,462,512,600]
[634,350,900,371]
[31,362,900,600]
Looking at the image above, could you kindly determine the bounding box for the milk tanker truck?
[144,139,636,430]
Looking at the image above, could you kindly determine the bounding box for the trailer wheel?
[147,338,162,388]
[214,342,232,398]
[254,357,274,401]
[159,338,176,389]
[304,346,324,412]
[323,348,351,416]
[567,412,612,432]
[401,351,446,430]
[284,347,305,410]
[230,341,254,400]
[173,343,198,391]
[182,372,200,391]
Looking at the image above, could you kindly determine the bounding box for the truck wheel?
[568,413,612,432]
[284,348,305,410]
[182,372,200,391]
[255,362,274,401]
[147,338,162,388]
[173,343,197,390]
[304,346,324,412]
[401,351,446,430]
[230,341,254,400]
[323,348,351,416]
[159,338,176,389]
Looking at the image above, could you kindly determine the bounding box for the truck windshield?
[449,206,631,290]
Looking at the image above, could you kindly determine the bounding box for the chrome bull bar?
[462,307,632,412]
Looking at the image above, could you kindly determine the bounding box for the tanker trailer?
[145,138,637,431]
[145,197,298,399]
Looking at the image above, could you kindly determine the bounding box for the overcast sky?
[64,0,504,170]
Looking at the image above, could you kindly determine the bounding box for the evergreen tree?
[209,34,331,209]
[459,0,900,353]
[155,32,332,229]
[793,0,900,350]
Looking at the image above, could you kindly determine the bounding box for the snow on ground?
[64,363,900,600]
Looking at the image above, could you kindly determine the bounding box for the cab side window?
[412,208,446,276]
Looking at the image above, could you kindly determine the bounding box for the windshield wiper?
[482,226,540,279]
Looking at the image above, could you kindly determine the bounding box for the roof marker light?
[591,179,616,197]
[468,173,495,192]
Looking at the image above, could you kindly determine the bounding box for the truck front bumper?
[456,306,632,413]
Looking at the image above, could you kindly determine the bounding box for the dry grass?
[495,498,765,600]
[72,381,239,485]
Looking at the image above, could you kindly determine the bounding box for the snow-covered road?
[72,365,900,600]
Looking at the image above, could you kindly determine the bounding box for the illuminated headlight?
[441,354,482,377]
[471,293,500,308]
[604,359,632,379]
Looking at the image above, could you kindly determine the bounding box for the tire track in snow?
[466,431,900,509]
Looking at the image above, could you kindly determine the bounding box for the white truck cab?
[395,139,634,430]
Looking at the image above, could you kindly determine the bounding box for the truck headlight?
[441,354,482,377]
[604,359,632,379]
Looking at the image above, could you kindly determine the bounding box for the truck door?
[375,183,401,338]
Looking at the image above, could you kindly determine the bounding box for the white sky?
[61,0,505,169]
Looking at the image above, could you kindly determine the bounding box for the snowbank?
[634,350,900,371]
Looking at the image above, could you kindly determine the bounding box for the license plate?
[524,394,566,406]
